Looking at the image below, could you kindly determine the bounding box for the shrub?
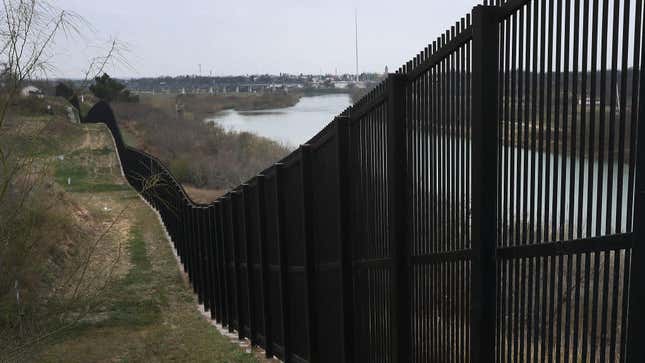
[169,158,192,184]
[90,74,139,103]
[112,100,291,190]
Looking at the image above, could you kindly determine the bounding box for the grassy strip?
[54,157,129,193]
[104,225,160,328]
[35,209,258,362]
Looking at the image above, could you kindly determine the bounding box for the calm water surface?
[208,94,633,235]
[207,94,352,147]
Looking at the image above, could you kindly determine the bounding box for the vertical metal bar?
[577,0,590,239]
[193,206,200,295]
[208,205,217,320]
[568,0,580,243]
[185,204,193,282]
[336,116,354,363]
[225,196,237,334]
[510,10,521,363]
[189,205,196,287]
[197,206,204,300]
[600,7,621,360]
[552,0,563,244]
[203,206,212,313]
[620,247,632,362]
[471,5,499,363]
[498,12,511,249]
[300,144,318,363]
[197,206,204,307]
[509,3,518,250]
[386,73,409,363]
[523,0,532,248]
[181,201,188,270]
[242,185,256,345]
[522,4,534,361]
[586,0,599,240]
[194,206,202,302]
[201,206,209,311]
[233,192,245,340]
[595,0,609,238]
[256,175,273,358]
[537,0,547,245]
[181,196,187,269]
[201,206,209,308]
[616,0,632,235]
[503,11,511,250]
[213,202,222,323]
[220,201,231,329]
[217,202,229,328]
[275,163,291,362]
[627,0,643,233]
[626,2,645,359]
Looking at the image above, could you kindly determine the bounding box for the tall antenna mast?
[355,9,359,82]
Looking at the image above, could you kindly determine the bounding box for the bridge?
[83,0,645,362]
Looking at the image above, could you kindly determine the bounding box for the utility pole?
[355,9,359,83]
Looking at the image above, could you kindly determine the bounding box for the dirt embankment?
[1,97,259,362]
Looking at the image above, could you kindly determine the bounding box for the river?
[206,93,352,147]
[207,93,633,236]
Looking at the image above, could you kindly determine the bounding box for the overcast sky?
[50,0,478,78]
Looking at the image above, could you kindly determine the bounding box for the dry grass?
[1,100,259,362]
[112,98,291,190]
[182,184,226,204]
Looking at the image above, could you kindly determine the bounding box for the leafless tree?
[0,1,134,360]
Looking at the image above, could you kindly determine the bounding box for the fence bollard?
[470,5,500,363]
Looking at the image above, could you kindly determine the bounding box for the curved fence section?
[81,1,645,362]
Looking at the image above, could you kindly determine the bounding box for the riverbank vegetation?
[141,92,301,121]
[112,94,292,193]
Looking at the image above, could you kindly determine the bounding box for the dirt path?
[21,114,260,363]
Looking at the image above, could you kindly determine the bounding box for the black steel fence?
[83,0,645,362]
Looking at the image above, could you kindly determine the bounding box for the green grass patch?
[102,226,160,328]
[40,225,160,344]
[68,146,114,157]
[54,164,89,181]
[123,227,152,283]
[65,183,130,193]
[54,162,129,193]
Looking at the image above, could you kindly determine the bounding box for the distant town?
[68,71,388,95]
